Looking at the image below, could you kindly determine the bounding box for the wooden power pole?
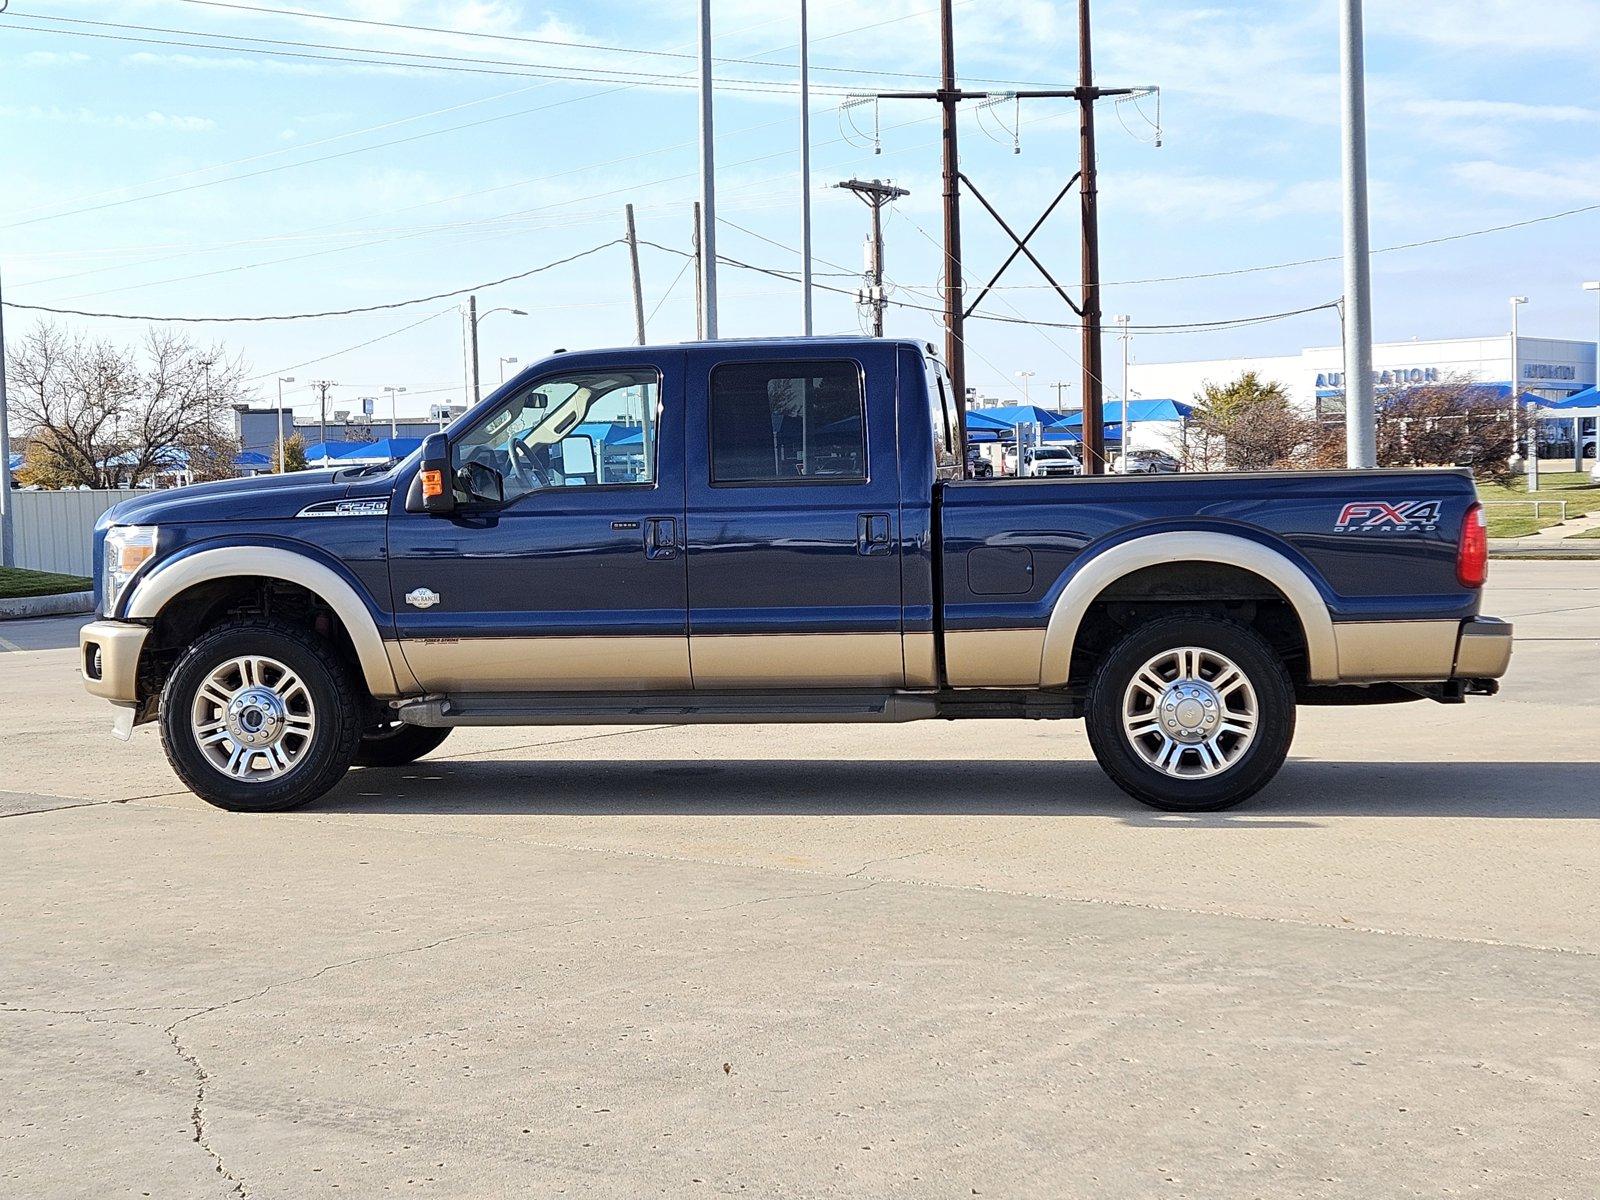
[838,179,910,337]
[873,0,1145,474]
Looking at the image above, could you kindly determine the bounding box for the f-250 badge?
[1334,499,1442,532]
[405,587,441,608]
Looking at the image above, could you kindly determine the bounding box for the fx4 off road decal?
[1334,499,1443,533]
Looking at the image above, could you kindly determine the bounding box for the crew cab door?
[387,355,689,691]
[683,351,904,687]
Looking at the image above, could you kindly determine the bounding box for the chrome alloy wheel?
[1120,646,1258,779]
[189,655,317,782]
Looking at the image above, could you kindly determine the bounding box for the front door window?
[452,369,659,504]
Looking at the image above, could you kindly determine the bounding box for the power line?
[2,240,624,322]
[246,308,456,379]
[166,0,1045,88]
[0,18,859,95]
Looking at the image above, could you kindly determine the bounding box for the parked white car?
[1003,445,1082,477]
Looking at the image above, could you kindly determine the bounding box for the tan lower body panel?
[943,627,1046,688]
[400,636,691,692]
[690,632,905,688]
[1333,620,1460,681]
[903,631,939,688]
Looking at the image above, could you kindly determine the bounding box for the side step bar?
[395,690,941,727]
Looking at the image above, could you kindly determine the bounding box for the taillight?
[1457,502,1487,588]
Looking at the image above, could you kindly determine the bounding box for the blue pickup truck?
[80,337,1511,814]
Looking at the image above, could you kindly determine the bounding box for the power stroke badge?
[1334,499,1443,533]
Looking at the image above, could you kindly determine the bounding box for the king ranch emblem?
[1334,499,1443,533]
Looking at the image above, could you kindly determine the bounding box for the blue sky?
[2,0,1598,419]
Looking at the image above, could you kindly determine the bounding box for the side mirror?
[407,432,455,514]
[561,434,597,478]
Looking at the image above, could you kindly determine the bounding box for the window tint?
[453,369,658,504]
[710,360,866,484]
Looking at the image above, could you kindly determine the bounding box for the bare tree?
[5,321,253,488]
[1373,375,1518,485]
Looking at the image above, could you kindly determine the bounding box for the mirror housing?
[409,432,455,514]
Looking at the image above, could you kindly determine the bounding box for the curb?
[0,590,95,621]
[1488,543,1600,560]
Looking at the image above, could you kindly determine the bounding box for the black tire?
[158,618,364,813]
[353,723,452,768]
[1085,614,1295,812]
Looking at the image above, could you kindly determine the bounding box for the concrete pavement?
[2,562,1597,1198]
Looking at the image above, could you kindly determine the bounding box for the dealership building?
[1129,334,1597,420]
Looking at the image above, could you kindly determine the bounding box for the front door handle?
[645,516,679,560]
[857,512,891,556]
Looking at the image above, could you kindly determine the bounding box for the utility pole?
[462,295,481,405]
[692,202,705,340]
[872,0,1145,473]
[1076,0,1107,476]
[1339,0,1376,468]
[311,381,336,464]
[799,0,814,336]
[697,0,719,339]
[937,0,965,447]
[276,375,295,472]
[1051,380,1071,409]
[625,204,647,346]
[838,179,909,337]
[0,267,13,567]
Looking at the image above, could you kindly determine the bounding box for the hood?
[98,466,396,528]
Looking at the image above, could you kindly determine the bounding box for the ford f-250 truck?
[79,337,1512,814]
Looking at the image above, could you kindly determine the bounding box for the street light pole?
[1510,296,1535,491]
[1015,370,1034,403]
[499,356,519,384]
[799,0,814,336]
[276,376,295,472]
[384,386,406,439]
[1114,313,1131,468]
[0,267,13,567]
[697,0,719,339]
[1583,281,1599,472]
[1339,0,1376,469]
[467,305,527,404]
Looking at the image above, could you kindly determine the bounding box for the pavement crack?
[166,1014,248,1199]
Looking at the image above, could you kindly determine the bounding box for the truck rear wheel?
[353,722,452,768]
[158,619,364,813]
[1085,615,1295,812]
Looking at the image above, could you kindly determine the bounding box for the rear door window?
[709,360,866,484]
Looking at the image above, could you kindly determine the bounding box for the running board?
[395,690,940,727]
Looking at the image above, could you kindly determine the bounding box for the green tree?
[1179,371,1314,471]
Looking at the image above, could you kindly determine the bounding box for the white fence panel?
[12,489,144,578]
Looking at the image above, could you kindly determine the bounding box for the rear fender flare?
[124,545,403,697]
[1038,531,1339,685]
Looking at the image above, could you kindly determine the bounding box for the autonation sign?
[1316,367,1441,392]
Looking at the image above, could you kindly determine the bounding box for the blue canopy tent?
[975,404,1072,429]
[232,450,272,473]
[1054,399,1193,427]
[303,440,369,466]
[335,438,422,465]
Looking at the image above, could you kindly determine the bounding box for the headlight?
[103,526,158,613]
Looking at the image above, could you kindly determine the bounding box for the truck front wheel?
[158,619,364,812]
[1085,615,1295,812]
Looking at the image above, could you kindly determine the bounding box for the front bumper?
[79,619,150,704]
[1454,616,1513,679]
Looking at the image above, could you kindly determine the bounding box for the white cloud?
[20,50,92,67]
[1371,1,1600,55]
[0,105,217,132]
[1449,158,1600,204]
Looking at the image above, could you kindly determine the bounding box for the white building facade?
[1130,335,1597,420]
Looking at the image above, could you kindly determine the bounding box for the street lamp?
[1583,282,1600,471]
[276,376,295,472]
[382,386,406,439]
[1510,296,1533,491]
[464,300,529,403]
[1015,370,1035,403]
[1114,314,1132,469]
[499,356,519,384]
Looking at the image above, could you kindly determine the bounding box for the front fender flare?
[1038,531,1339,686]
[124,545,405,697]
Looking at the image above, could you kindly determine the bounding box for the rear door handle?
[857,512,891,556]
[645,516,679,559]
